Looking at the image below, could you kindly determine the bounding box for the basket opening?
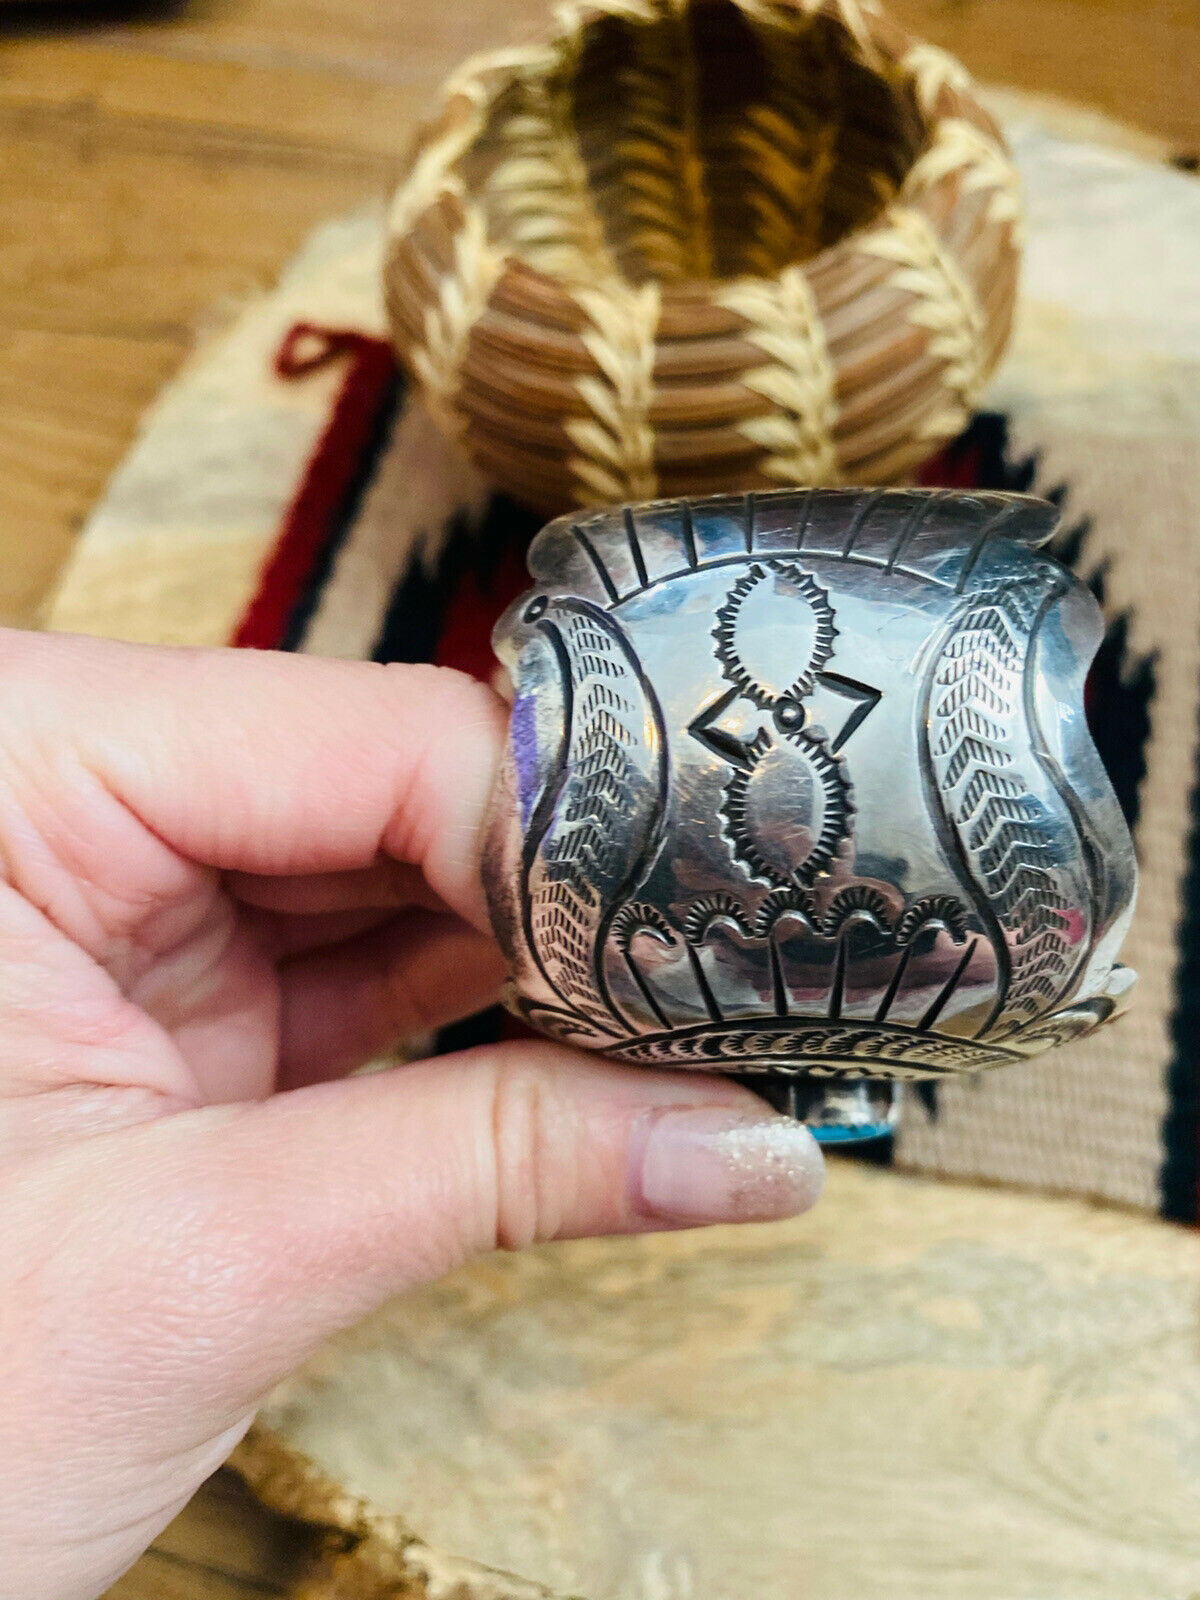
[472,0,927,287]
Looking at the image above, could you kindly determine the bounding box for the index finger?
[1,632,507,931]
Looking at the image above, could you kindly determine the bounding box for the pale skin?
[0,628,824,1600]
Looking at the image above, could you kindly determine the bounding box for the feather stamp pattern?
[927,578,1078,1032]
[524,602,666,1024]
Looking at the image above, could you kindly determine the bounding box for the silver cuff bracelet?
[482,489,1137,1140]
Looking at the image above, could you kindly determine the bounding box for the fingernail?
[637,1105,824,1224]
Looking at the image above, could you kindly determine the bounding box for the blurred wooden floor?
[0,0,1195,1593]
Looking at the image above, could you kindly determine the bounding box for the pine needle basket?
[385,0,1021,514]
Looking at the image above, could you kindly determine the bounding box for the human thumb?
[3,1042,822,1597]
[21,1044,823,1426]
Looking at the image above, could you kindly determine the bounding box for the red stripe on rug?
[233,324,398,649]
[435,539,531,683]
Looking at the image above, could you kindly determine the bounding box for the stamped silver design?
[482,489,1137,1108]
[713,561,837,706]
[720,724,851,888]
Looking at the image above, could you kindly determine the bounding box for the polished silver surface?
[483,489,1137,1113]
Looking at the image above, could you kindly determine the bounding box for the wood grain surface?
[0,1,1193,1595]
[243,1160,1200,1600]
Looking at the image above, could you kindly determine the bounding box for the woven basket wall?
[385,0,1021,515]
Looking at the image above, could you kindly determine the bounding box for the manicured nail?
[637,1105,824,1224]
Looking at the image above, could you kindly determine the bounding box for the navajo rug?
[47,115,1200,1217]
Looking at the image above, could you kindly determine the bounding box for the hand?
[0,628,823,1599]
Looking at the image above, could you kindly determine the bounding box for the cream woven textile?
[49,103,1200,1215]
